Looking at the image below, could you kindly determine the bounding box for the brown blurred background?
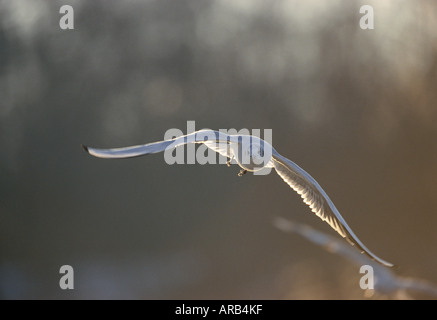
[1,0,437,299]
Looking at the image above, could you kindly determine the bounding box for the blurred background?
[1,0,437,299]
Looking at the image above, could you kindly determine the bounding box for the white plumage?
[83,129,393,267]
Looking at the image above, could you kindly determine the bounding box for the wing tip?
[81,144,89,153]
[382,260,396,268]
[359,247,395,268]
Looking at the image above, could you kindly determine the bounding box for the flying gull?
[82,130,393,267]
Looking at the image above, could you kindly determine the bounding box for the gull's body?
[82,130,393,267]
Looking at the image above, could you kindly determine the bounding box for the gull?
[82,129,393,267]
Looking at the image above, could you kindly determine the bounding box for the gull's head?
[234,135,273,172]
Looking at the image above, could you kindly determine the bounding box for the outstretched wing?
[272,151,393,267]
[82,130,234,159]
[202,141,232,158]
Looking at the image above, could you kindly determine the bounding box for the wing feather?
[82,130,233,159]
[272,151,393,267]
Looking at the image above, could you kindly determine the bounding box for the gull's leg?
[238,169,247,177]
[227,156,234,167]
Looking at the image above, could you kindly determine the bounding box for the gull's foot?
[226,160,232,167]
[238,169,247,177]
